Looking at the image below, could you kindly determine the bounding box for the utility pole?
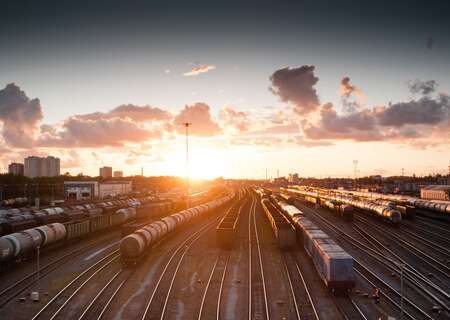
[183,122,192,209]
[353,160,358,189]
[401,168,405,177]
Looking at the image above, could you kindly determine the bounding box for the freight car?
[121,193,235,265]
[271,197,354,293]
[0,223,66,262]
[216,195,244,249]
[322,200,353,221]
[261,199,296,249]
[0,207,136,263]
[283,188,402,226]
[1,197,28,207]
[0,195,164,237]
[330,188,450,219]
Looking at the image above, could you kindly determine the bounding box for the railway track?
[355,215,450,281]
[140,198,241,320]
[196,198,248,320]
[77,267,135,320]
[263,198,318,320]
[31,250,121,320]
[248,193,270,320]
[0,233,120,309]
[296,201,449,319]
[402,219,450,246]
[282,252,319,319]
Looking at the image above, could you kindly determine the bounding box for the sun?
[189,146,227,180]
[162,140,228,180]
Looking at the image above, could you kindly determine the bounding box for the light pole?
[183,122,192,209]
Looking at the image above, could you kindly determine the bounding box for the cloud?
[340,77,364,113]
[376,95,449,127]
[0,83,43,148]
[183,64,216,76]
[75,104,172,122]
[302,80,450,144]
[173,103,222,136]
[289,135,333,147]
[249,123,299,136]
[219,106,249,133]
[269,66,320,115]
[408,79,438,96]
[340,77,356,98]
[61,150,82,168]
[39,117,161,148]
[302,103,383,142]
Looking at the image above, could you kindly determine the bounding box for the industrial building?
[8,163,24,175]
[420,185,450,201]
[99,166,113,178]
[288,173,299,184]
[64,180,132,201]
[24,156,60,178]
[113,171,123,178]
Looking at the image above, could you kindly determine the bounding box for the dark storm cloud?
[269,66,320,115]
[408,80,438,95]
[0,83,43,147]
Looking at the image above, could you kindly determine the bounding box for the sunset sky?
[1,0,449,179]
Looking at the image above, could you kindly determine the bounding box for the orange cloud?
[173,103,222,136]
[0,83,43,148]
[183,64,216,76]
[219,106,249,133]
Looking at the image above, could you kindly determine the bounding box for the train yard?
[0,186,448,319]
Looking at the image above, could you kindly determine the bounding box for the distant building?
[64,180,132,201]
[8,163,24,175]
[113,171,123,178]
[420,185,450,201]
[99,166,113,178]
[24,156,60,178]
[288,173,299,184]
[271,176,288,187]
[369,175,383,182]
[64,181,99,201]
[99,181,132,198]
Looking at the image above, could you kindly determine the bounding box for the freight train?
[265,192,354,293]
[328,188,449,218]
[282,188,402,226]
[0,207,138,263]
[320,200,354,221]
[0,197,172,237]
[260,199,296,249]
[120,192,235,265]
[1,197,28,207]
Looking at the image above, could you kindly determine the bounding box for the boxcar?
[65,220,90,240]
